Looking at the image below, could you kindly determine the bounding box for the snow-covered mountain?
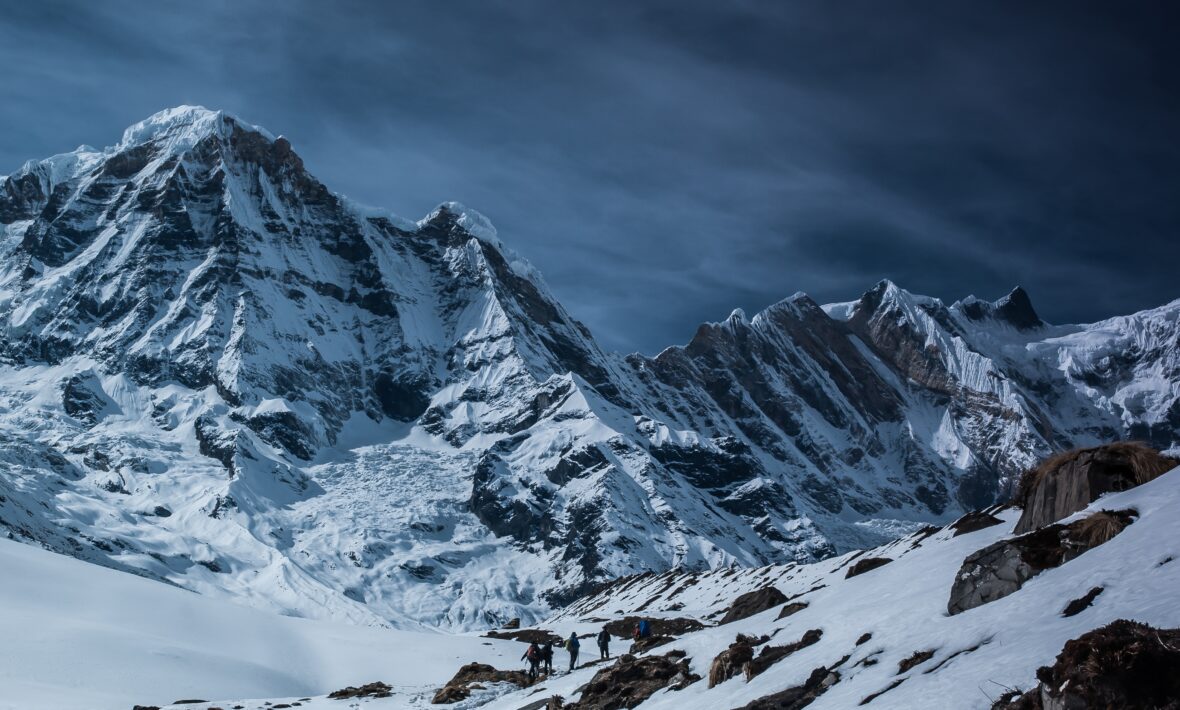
[2,106,1178,630]
[5,455,1178,709]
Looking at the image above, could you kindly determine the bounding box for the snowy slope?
[0,537,521,710]
[1,106,1179,631]
[26,466,1177,710]
[474,466,1180,709]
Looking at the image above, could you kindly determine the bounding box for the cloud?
[0,0,1175,352]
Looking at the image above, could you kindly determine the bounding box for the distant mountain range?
[1,106,1177,629]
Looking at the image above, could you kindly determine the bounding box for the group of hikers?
[520,619,653,680]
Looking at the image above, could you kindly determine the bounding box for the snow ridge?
[0,107,1178,633]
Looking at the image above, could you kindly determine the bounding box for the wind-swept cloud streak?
[0,0,1175,352]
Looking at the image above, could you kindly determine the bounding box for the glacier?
[1,106,1178,634]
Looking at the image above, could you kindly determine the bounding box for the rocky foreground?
[121,442,1180,709]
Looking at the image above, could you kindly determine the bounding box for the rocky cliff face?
[1,106,1177,629]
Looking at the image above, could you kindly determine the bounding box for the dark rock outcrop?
[735,665,841,710]
[993,620,1180,710]
[432,663,534,704]
[629,635,674,654]
[720,586,788,624]
[1061,586,1104,617]
[776,601,809,620]
[845,557,892,578]
[483,628,561,645]
[708,636,756,688]
[1014,442,1175,534]
[950,510,1004,537]
[745,628,824,681]
[897,649,935,674]
[328,681,393,699]
[948,509,1135,615]
[566,650,699,709]
[602,616,706,639]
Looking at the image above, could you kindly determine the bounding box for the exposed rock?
[503,617,521,629]
[950,510,1004,537]
[845,557,892,578]
[629,634,674,654]
[431,663,534,704]
[1014,442,1176,534]
[708,636,756,688]
[566,650,699,709]
[735,665,841,710]
[1062,586,1104,617]
[776,601,809,620]
[719,586,788,624]
[602,616,705,639]
[993,620,1180,710]
[61,373,116,426]
[745,629,824,681]
[897,649,935,674]
[994,287,1044,330]
[856,633,872,646]
[327,681,393,699]
[948,509,1135,615]
[483,628,562,645]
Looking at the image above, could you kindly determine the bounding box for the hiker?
[632,621,641,641]
[597,627,611,660]
[541,640,554,674]
[565,631,581,671]
[521,641,541,682]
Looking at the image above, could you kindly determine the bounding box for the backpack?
[638,619,651,637]
[527,645,539,661]
[567,636,580,650]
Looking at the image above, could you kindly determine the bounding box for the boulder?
[629,634,674,654]
[431,663,534,704]
[483,628,562,645]
[566,650,699,709]
[719,586,788,624]
[602,616,705,639]
[328,681,393,699]
[775,601,808,620]
[708,636,756,688]
[845,557,892,578]
[948,509,1134,615]
[950,510,1004,537]
[993,620,1180,709]
[1014,442,1175,534]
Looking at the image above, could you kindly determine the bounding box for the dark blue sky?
[1,1,1176,353]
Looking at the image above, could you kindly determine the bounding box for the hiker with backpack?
[597,627,611,660]
[521,641,541,682]
[541,640,554,674]
[565,631,580,671]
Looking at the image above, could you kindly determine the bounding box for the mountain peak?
[117,105,276,155]
[955,286,1044,330]
[994,286,1043,329]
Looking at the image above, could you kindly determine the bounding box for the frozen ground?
[0,536,518,710]
[5,468,1179,710]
